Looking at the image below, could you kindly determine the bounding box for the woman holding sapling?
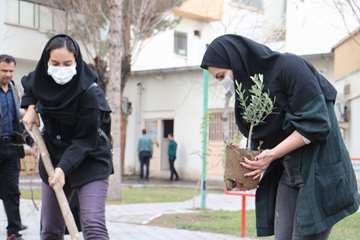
[201,34,359,240]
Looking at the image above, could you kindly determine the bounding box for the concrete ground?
[0,177,256,239]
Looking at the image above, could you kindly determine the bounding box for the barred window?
[208,111,240,142]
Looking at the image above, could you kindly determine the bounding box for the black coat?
[22,81,113,188]
[21,34,113,188]
[201,34,359,237]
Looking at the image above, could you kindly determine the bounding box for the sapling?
[235,73,275,150]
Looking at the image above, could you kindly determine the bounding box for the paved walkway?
[107,193,255,225]
[0,191,256,240]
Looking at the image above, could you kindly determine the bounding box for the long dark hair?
[45,36,78,60]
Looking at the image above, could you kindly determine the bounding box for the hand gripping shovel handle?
[28,127,80,240]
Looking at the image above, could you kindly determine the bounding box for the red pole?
[223,190,255,237]
[241,194,246,238]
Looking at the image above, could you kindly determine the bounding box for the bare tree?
[208,0,286,45]
[49,0,183,192]
[107,0,123,200]
[49,0,110,92]
[332,0,360,46]
[119,0,182,174]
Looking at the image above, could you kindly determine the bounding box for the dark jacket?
[256,96,359,237]
[22,84,113,188]
[168,140,177,158]
[0,81,27,157]
[0,82,22,136]
[201,34,359,237]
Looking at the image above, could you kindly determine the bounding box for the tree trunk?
[120,11,132,175]
[107,0,123,200]
[94,56,109,94]
[247,123,254,150]
[120,111,127,175]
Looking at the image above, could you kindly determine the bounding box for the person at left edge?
[0,54,32,240]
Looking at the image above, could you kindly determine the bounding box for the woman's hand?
[49,168,65,188]
[24,144,38,157]
[240,131,308,180]
[241,149,277,180]
[22,105,40,131]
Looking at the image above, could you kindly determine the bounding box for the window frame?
[174,31,188,56]
[229,0,264,12]
[5,0,68,33]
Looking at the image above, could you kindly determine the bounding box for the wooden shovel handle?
[29,127,80,240]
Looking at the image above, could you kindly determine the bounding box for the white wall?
[0,0,45,84]
[132,18,205,71]
[132,1,270,71]
[124,68,229,179]
[334,70,360,158]
[134,0,360,72]
[0,0,93,84]
[302,54,335,81]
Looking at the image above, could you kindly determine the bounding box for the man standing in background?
[168,133,179,181]
[137,129,153,180]
[0,54,28,240]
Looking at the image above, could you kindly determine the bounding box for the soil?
[224,144,260,191]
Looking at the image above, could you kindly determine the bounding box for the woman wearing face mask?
[201,35,359,240]
[21,34,112,240]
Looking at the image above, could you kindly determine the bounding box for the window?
[53,9,67,33]
[144,120,158,138]
[39,5,52,32]
[6,0,19,24]
[230,0,263,11]
[5,0,67,32]
[209,111,240,142]
[19,0,36,28]
[174,31,187,56]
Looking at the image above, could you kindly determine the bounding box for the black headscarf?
[30,34,95,111]
[201,34,337,148]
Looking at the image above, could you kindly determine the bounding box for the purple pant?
[40,179,109,240]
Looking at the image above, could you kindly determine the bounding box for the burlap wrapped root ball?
[224,144,260,191]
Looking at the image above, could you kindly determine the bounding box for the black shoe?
[20,224,28,231]
[7,233,23,240]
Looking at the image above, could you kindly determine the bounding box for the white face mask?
[222,74,235,98]
[47,64,77,85]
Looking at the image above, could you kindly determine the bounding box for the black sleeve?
[56,91,99,174]
[21,72,37,108]
[281,55,331,142]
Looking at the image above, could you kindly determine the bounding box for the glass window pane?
[39,6,53,32]
[53,9,67,33]
[231,0,263,10]
[6,0,19,24]
[19,1,35,28]
[34,4,39,29]
[174,32,187,56]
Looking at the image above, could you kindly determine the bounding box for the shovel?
[28,127,80,240]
